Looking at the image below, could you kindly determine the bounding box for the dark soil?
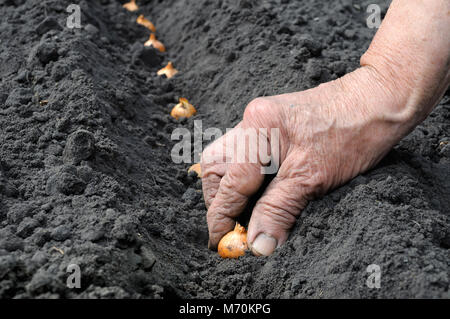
[0,0,449,298]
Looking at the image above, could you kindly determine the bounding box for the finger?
[207,162,264,250]
[247,175,308,256]
[201,123,243,208]
[201,165,224,209]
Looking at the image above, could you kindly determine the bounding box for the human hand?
[201,66,412,256]
[201,0,449,257]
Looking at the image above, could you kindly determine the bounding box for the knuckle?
[244,97,272,122]
[283,164,328,199]
[207,206,231,233]
[201,141,225,166]
[225,164,263,196]
[299,168,328,198]
[202,176,220,206]
[221,167,245,194]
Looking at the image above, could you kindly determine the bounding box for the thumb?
[247,176,308,256]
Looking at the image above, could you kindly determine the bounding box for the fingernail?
[250,233,277,256]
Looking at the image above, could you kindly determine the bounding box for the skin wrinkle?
[258,200,298,227]
[248,100,291,163]
[206,162,264,248]
[360,62,417,126]
[218,172,251,200]
[311,91,346,188]
[279,157,326,199]
[286,93,341,192]
[207,191,247,247]
[209,194,246,221]
[362,0,450,126]
[328,68,409,180]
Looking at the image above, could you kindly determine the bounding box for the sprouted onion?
[136,15,156,32]
[170,98,197,120]
[188,163,202,178]
[123,0,138,12]
[157,62,178,78]
[144,33,166,52]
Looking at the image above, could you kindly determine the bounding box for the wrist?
[333,66,415,133]
[357,63,419,127]
[323,66,419,166]
[360,51,448,130]
[359,0,450,130]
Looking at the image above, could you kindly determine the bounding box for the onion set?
[137,15,156,32]
[123,0,138,12]
[188,163,202,177]
[170,98,197,120]
[144,33,166,52]
[157,62,178,79]
[218,222,248,258]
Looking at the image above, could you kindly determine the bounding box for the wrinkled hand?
[201,0,450,256]
[201,66,413,256]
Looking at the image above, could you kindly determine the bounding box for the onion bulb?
[218,223,248,258]
[123,0,138,11]
[144,33,166,52]
[137,15,156,32]
[170,98,197,120]
[188,163,202,177]
[157,62,178,79]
